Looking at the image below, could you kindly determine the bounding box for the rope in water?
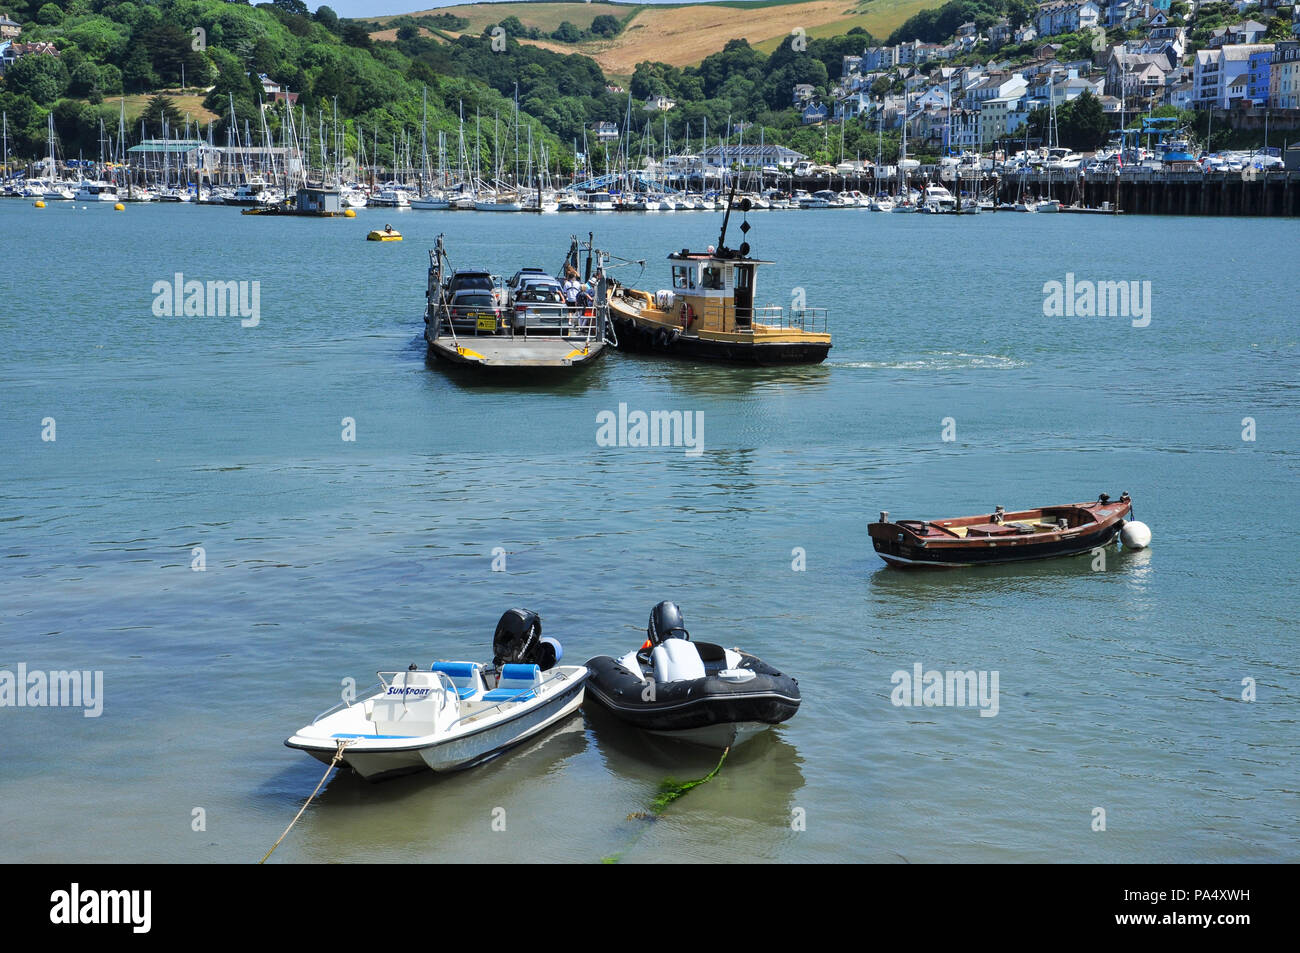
[259,739,352,865]
[650,745,730,814]
[602,745,730,864]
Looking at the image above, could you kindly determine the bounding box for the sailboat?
[411,88,450,210]
[41,114,76,199]
[892,87,919,212]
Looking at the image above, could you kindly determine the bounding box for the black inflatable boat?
[584,602,801,747]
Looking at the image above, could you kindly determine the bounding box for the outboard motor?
[647,601,689,646]
[493,608,543,667]
[491,609,562,672]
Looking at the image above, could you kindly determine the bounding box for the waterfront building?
[1195,44,1274,108]
[1270,40,1300,108]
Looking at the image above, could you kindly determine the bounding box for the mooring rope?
[602,746,730,864]
[259,739,353,865]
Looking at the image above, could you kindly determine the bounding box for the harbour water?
[1,202,1296,863]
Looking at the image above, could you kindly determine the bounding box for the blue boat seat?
[482,663,540,704]
[431,661,483,699]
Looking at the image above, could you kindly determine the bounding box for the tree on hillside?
[342,22,372,50]
[591,15,621,38]
[5,51,69,105]
[141,94,185,137]
[552,21,583,44]
[314,6,340,33]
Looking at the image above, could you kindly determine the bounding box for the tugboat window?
[702,266,724,290]
[672,265,694,290]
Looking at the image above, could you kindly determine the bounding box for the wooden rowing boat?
[868,493,1134,569]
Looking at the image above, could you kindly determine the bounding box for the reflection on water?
[419,343,616,396]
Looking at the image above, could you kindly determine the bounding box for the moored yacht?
[919,183,957,212]
[225,177,274,206]
[370,187,413,208]
[74,180,119,202]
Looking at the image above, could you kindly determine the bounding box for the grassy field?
[98,93,219,126]
[373,2,632,33]
[377,0,944,72]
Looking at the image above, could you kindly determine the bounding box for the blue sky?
[321,0,690,18]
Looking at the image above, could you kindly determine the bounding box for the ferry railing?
[691,300,830,335]
[438,301,599,343]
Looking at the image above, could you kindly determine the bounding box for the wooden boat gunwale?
[868,494,1134,568]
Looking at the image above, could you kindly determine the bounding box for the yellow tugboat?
[367,224,403,241]
[607,189,831,365]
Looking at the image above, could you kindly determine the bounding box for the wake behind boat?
[584,602,801,748]
[868,492,1150,569]
[285,609,587,780]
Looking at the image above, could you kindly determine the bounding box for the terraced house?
[1034,1,1101,38]
[1194,44,1274,107]
[1270,40,1300,108]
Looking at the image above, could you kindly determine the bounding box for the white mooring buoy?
[1120,520,1152,550]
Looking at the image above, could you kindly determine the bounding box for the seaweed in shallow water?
[600,747,730,863]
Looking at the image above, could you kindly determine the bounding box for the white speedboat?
[411,192,450,210]
[285,610,588,781]
[225,178,272,206]
[74,180,119,202]
[370,187,413,208]
[919,184,956,212]
[341,187,369,208]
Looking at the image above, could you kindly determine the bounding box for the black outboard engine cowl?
[493,608,544,668]
[647,601,689,646]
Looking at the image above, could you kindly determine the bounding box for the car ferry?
[606,194,831,365]
[423,234,610,371]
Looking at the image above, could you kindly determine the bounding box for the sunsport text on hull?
[867,492,1147,569]
[607,189,831,365]
[285,609,587,781]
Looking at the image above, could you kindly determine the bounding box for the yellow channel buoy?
[34,200,45,208]
[114,202,125,211]
[343,208,356,218]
